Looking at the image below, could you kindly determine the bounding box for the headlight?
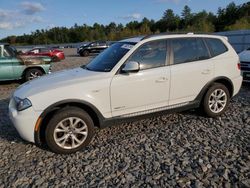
[14,97,32,111]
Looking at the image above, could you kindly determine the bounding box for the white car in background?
[9,33,242,154]
[238,47,250,82]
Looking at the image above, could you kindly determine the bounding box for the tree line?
[1,2,249,45]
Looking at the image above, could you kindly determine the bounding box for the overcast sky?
[0,0,248,39]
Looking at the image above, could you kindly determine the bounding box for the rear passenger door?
[169,37,213,105]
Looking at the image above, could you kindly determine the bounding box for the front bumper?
[9,98,41,143]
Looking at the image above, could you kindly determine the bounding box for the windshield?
[84,42,135,72]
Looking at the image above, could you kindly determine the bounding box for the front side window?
[31,49,40,54]
[205,38,228,57]
[3,46,15,57]
[127,40,167,70]
[90,42,97,47]
[172,38,210,64]
[40,48,49,53]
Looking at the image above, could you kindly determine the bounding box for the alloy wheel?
[53,117,88,149]
[208,89,227,113]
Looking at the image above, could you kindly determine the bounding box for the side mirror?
[122,61,140,73]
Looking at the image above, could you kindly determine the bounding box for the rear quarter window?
[205,38,228,57]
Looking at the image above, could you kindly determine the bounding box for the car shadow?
[0,80,23,85]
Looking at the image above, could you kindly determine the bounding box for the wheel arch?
[34,99,104,146]
[22,66,46,78]
[195,76,234,104]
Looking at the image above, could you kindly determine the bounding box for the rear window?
[205,38,228,57]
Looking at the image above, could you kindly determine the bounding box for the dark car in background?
[239,47,250,82]
[21,47,65,62]
[77,41,109,57]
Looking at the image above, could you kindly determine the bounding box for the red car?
[21,47,65,62]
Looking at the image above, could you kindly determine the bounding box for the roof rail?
[141,32,186,40]
[141,32,214,40]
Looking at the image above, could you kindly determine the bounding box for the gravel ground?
[0,49,250,187]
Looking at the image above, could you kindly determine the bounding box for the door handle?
[155,77,168,83]
[202,69,211,75]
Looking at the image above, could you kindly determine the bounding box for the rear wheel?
[45,107,95,154]
[80,50,89,57]
[24,68,43,81]
[202,83,230,117]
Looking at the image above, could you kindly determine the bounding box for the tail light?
[237,63,241,70]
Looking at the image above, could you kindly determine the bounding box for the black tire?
[80,50,89,57]
[45,107,95,154]
[202,83,230,118]
[52,56,60,62]
[24,68,44,81]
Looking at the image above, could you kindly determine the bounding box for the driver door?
[0,46,14,80]
[110,39,170,117]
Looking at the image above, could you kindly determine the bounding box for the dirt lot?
[0,49,250,187]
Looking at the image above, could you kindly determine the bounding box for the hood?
[14,67,107,98]
[18,55,51,65]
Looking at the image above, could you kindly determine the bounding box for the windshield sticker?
[121,44,134,50]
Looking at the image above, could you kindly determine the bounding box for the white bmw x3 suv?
[9,34,242,154]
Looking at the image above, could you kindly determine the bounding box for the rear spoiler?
[222,36,228,41]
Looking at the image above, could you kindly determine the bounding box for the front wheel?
[45,107,95,154]
[24,68,43,81]
[202,83,230,117]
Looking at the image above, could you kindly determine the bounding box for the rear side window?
[172,38,210,64]
[99,42,106,46]
[127,40,167,70]
[205,38,228,57]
